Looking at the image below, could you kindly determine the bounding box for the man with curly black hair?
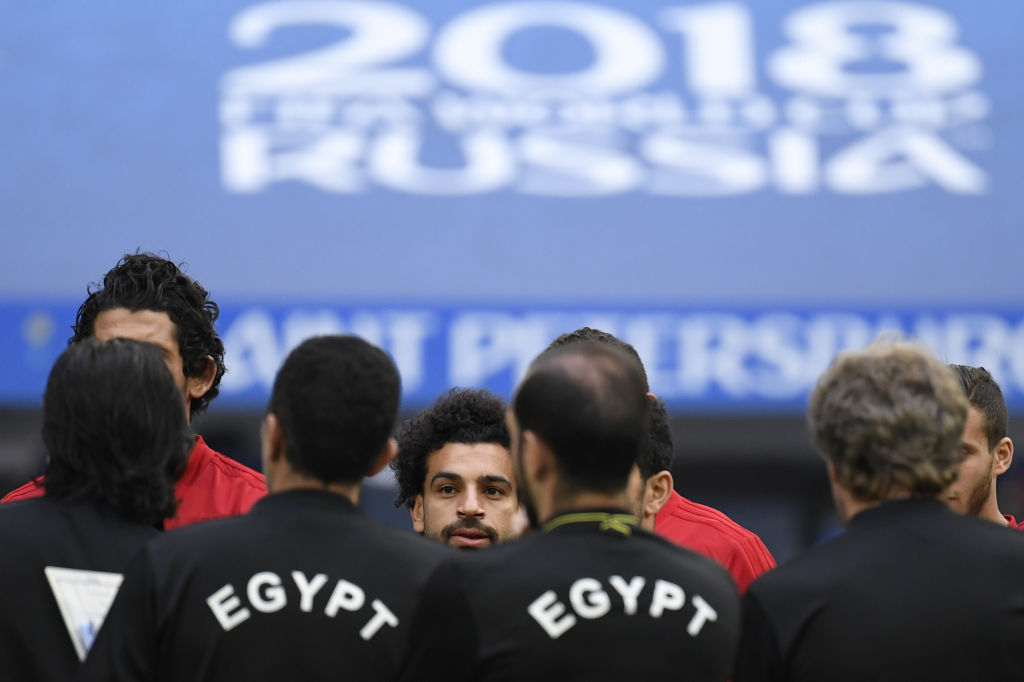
[2,253,266,528]
[397,343,740,682]
[392,388,519,549]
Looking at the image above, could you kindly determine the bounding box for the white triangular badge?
[44,566,124,661]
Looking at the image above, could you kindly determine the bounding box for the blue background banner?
[4,302,1023,412]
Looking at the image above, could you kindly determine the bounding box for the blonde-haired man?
[735,342,1024,682]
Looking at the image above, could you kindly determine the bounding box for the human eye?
[485,486,506,498]
[437,484,458,496]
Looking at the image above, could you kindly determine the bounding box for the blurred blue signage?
[4,302,1024,412]
[217,1,991,197]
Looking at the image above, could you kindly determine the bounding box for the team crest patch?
[44,566,124,660]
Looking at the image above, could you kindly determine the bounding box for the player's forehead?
[962,405,990,449]
[424,441,514,485]
[93,308,179,353]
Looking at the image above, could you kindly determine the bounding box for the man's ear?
[643,470,673,519]
[410,495,425,534]
[521,430,554,485]
[994,437,1014,476]
[186,355,217,402]
[262,413,285,465]
[366,438,398,477]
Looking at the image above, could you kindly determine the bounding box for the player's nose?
[457,489,484,517]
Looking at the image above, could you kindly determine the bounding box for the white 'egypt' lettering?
[569,578,610,620]
[292,571,329,612]
[359,599,399,640]
[324,579,365,617]
[207,584,251,631]
[248,572,286,613]
[205,572,400,641]
[528,590,577,639]
[649,579,685,617]
[608,575,645,615]
[688,594,718,636]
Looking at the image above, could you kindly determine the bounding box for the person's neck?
[540,489,633,524]
[836,486,914,524]
[269,470,361,505]
[978,494,1008,526]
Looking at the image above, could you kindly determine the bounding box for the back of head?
[546,327,649,392]
[949,364,1008,450]
[638,397,673,480]
[72,252,225,417]
[809,341,968,502]
[392,388,509,508]
[513,342,650,494]
[42,337,191,525]
[269,335,401,485]
[547,327,667,479]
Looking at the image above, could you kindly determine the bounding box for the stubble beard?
[966,459,994,517]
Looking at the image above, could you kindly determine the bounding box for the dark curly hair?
[269,336,401,485]
[43,338,192,525]
[71,253,225,418]
[392,388,510,509]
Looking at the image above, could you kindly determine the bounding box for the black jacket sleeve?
[733,588,783,682]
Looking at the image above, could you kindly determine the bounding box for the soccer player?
[550,327,775,591]
[945,364,1018,527]
[2,253,265,527]
[630,395,776,592]
[398,342,740,682]
[392,388,519,549]
[78,335,450,682]
[0,338,191,680]
[735,342,1024,681]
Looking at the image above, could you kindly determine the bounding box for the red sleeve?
[655,493,776,593]
[725,534,777,593]
[1,477,45,503]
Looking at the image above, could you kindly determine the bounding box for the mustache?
[440,518,498,543]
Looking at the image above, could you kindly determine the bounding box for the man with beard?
[945,364,1019,527]
[392,388,519,549]
[397,343,740,682]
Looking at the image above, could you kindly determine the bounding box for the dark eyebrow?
[481,475,512,487]
[430,472,464,486]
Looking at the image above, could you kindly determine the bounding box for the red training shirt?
[654,490,776,593]
[1,436,266,529]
